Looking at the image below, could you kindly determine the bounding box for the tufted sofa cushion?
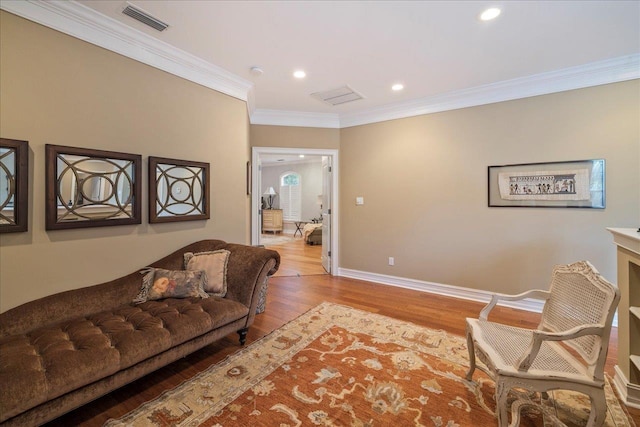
[0,240,280,426]
[0,297,248,421]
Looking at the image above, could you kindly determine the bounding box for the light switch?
[356,197,364,205]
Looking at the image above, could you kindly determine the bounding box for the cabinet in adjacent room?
[262,209,283,234]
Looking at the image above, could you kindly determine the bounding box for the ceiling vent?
[311,86,364,106]
[122,4,169,32]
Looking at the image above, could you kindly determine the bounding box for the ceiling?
[261,153,323,166]
[4,1,639,127]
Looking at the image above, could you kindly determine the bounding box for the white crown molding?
[337,267,618,327]
[1,0,253,101]
[246,86,257,117]
[339,54,640,128]
[250,109,341,128]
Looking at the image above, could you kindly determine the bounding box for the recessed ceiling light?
[480,7,501,21]
[299,154,305,158]
[293,70,306,79]
[392,83,404,91]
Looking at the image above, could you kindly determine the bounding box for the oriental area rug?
[105,302,633,427]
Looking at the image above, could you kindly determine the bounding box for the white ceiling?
[4,1,639,127]
[261,154,323,166]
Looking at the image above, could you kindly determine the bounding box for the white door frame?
[252,147,339,276]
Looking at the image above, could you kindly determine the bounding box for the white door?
[256,159,263,245]
[250,153,263,246]
[321,156,331,273]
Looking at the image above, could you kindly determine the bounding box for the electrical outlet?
[388,257,394,266]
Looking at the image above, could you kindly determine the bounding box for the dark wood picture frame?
[149,156,210,223]
[0,138,29,233]
[45,144,142,230]
[488,159,605,208]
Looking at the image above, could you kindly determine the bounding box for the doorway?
[251,147,339,275]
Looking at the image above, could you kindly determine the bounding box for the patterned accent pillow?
[133,267,209,304]
[184,250,231,297]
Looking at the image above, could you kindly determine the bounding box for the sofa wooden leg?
[237,327,249,346]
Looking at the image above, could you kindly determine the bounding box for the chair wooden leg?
[466,330,476,381]
[495,380,510,427]
[586,389,606,427]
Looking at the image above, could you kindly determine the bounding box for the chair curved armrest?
[516,323,605,371]
[479,289,550,320]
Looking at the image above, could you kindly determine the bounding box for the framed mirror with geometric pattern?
[0,138,29,233]
[148,156,210,223]
[45,145,142,230]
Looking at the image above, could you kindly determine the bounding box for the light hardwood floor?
[45,240,639,426]
[265,234,326,277]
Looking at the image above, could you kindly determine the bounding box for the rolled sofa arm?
[222,243,280,325]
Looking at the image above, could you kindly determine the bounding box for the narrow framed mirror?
[0,138,29,233]
[45,145,142,230]
[149,156,210,223]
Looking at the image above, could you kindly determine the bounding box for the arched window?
[279,171,301,221]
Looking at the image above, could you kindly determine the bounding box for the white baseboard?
[613,366,640,409]
[337,267,618,327]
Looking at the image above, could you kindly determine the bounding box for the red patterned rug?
[105,302,633,426]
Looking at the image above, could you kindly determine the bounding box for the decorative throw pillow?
[133,267,209,304]
[184,250,230,297]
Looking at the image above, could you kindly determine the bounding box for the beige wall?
[251,125,340,150]
[2,11,638,312]
[0,12,250,312]
[340,80,639,294]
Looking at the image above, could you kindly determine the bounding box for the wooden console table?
[608,227,640,409]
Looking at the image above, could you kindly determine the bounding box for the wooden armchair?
[465,261,620,427]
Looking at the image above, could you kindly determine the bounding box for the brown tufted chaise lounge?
[0,240,279,426]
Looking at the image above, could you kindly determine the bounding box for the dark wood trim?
[148,156,210,224]
[0,138,29,233]
[45,144,142,230]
